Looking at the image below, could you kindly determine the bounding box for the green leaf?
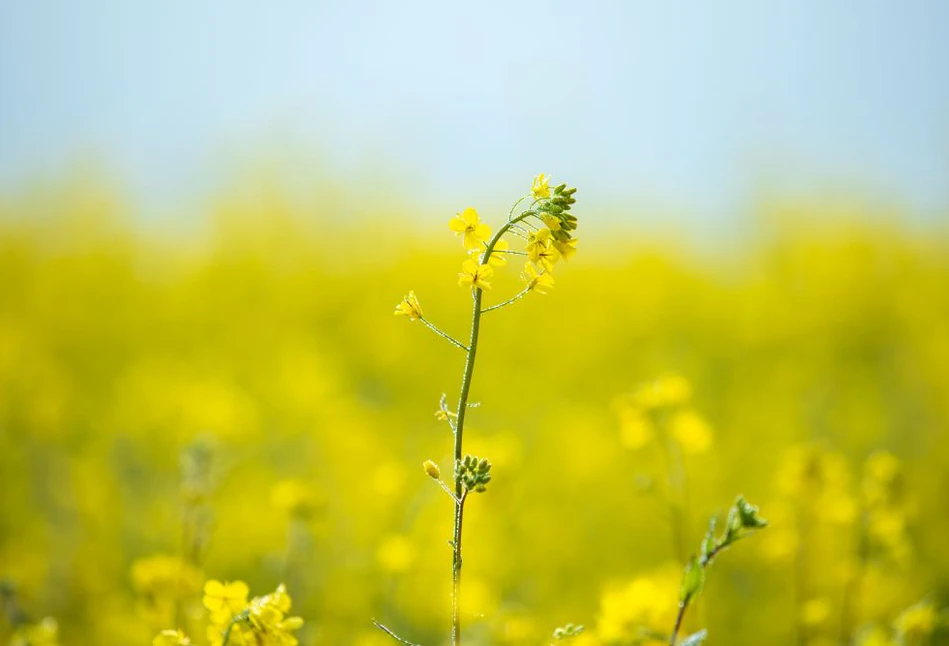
[734,496,768,529]
[679,555,705,602]
[701,518,717,561]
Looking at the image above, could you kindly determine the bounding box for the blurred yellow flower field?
[0,179,947,645]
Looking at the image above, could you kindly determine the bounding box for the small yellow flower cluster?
[594,564,680,644]
[203,579,304,646]
[775,444,856,525]
[451,174,578,295]
[395,175,577,332]
[861,452,913,565]
[9,617,59,646]
[614,373,713,454]
[131,554,205,600]
[131,554,204,628]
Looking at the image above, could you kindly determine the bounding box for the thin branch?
[373,620,422,646]
[507,196,526,221]
[481,287,531,314]
[420,317,469,351]
[437,479,462,504]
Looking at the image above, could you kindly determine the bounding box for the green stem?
[450,208,534,646]
[221,620,236,646]
[669,543,726,645]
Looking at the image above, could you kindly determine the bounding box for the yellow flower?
[153,629,191,646]
[458,259,493,290]
[669,410,713,454]
[554,237,578,261]
[423,460,441,479]
[484,238,509,266]
[540,214,561,231]
[526,229,559,272]
[394,291,424,320]
[631,374,692,411]
[596,565,680,642]
[203,579,249,626]
[531,173,551,200]
[522,262,554,295]
[131,554,203,600]
[449,207,492,250]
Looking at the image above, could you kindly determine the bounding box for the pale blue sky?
[1,1,948,222]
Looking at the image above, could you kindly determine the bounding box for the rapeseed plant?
[388,175,578,645]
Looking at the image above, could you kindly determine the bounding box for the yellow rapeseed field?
[0,177,947,645]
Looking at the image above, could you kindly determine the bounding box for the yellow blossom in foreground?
[203,579,249,625]
[207,583,303,646]
[485,238,509,266]
[247,584,304,643]
[523,262,554,294]
[458,259,493,290]
[596,565,679,643]
[531,173,551,200]
[394,291,423,320]
[449,207,491,250]
[153,629,191,646]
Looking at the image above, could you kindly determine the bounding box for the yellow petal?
[461,207,479,225]
[225,580,249,600]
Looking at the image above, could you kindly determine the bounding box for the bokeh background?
[1,2,948,645]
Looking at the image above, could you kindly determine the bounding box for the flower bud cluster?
[456,454,492,494]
